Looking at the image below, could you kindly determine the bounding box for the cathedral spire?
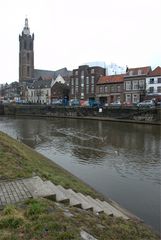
[23,18,30,35]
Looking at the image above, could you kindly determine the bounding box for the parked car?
[89,100,101,107]
[156,101,161,107]
[137,100,155,108]
[80,100,90,107]
[110,101,121,107]
[122,101,133,107]
[52,99,63,106]
[69,99,80,106]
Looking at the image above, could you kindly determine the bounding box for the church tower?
[19,18,34,82]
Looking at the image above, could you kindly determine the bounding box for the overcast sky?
[0,0,161,83]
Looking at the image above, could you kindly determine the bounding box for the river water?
[0,116,160,232]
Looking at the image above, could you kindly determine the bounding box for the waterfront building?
[27,79,54,104]
[145,66,161,101]
[124,66,151,104]
[96,74,125,105]
[69,65,105,101]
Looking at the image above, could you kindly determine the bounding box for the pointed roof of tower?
[23,18,30,35]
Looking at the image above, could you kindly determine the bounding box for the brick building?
[96,74,125,105]
[69,65,105,101]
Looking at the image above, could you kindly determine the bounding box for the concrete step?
[95,199,113,216]
[43,181,69,203]
[101,200,129,219]
[57,185,81,207]
[78,193,103,214]
[67,189,93,210]
[22,176,56,199]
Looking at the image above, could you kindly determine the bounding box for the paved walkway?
[0,178,32,208]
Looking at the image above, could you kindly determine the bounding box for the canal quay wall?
[0,104,161,125]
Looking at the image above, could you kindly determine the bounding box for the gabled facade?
[146,66,161,100]
[124,66,151,104]
[69,65,105,101]
[27,79,54,104]
[96,74,125,105]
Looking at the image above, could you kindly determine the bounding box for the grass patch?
[0,197,159,240]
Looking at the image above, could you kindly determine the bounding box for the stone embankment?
[0,104,161,124]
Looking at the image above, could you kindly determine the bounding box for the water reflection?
[0,116,160,232]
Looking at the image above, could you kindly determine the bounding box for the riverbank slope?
[0,131,159,239]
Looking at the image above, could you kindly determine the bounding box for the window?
[81,70,84,76]
[157,86,161,93]
[27,53,30,63]
[133,94,139,103]
[91,85,94,93]
[91,76,95,84]
[86,77,89,84]
[117,85,121,92]
[149,78,154,84]
[81,93,84,98]
[24,41,27,49]
[27,66,30,76]
[110,85,115,92]
[133,81,139,90]
[75,86,79,93]
[125,81,131,90]
[81,76,84,84]
[149,87,154,93]
[125,94,131,102]
[139,80,144,90]
[71,78,74,86]
[99,86,104,93]
[75,78,78,86]
[158,78,161,83]
[75,70,78,75]
[30,42,33,50]
[71,87,74,94]
[86,85,89,94]
[104,86,108,93]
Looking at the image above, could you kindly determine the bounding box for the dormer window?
[138,69,142,75]
[91,68,95,74]
[129,70,133,76]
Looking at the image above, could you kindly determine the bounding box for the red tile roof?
[97,74,125,84]
[126,66,151,76]
[148,66,161,77]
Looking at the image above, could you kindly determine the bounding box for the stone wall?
[2,104,161,123]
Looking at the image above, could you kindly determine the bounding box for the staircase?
[22,176,130,220]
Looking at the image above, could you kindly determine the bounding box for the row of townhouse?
[69,65,161,105]
[0,74,69,104]
[27,74,69,104]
